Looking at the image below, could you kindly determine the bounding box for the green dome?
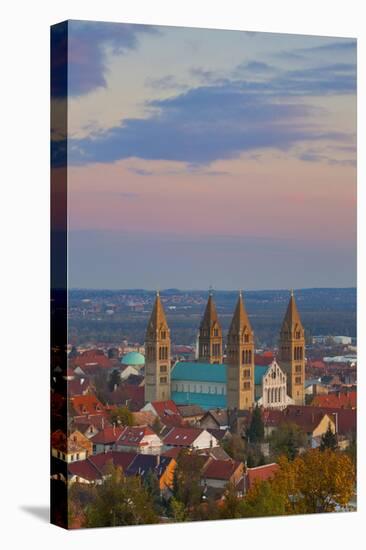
[121,351,145,366]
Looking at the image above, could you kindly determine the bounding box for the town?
[51,288,357,528]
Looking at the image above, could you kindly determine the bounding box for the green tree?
[241,480,287,517]
[269,422,306,460]
[144,470,164,515]
[108,369,121,392]
[222,434,246,461]
[170,497,187,522]
[85,463,158,527]
[109,406,134,426]
[246,405,264,443]
[320,423,338,451]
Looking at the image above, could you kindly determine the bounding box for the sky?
[53,21,357,290]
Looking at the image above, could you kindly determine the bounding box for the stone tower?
[226,291,255,410]
[198,291,223,364]
[144,291,171,403]
[278,290,305,405]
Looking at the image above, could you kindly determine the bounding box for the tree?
[241,480,287,517]
[272,449,356,514]
[220,482,244,519]
[246,405,264,443]
[269,422,306,460]
[170,497,187,522]
[222,434,246,461]
[84,463,158,527]
[320,422,338,451]
[144,470,164,515]
[109,406,134,426]
[108,369,121,392]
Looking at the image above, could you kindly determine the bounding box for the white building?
[255,359,294,410]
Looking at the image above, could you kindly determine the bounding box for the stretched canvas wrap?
[51,20,357,529]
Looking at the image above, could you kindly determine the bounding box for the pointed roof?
[146,292,168,336]
[281,290,303,332]
[228,291,253,335]
[200,292,221,330]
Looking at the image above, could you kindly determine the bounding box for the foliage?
[84,463,158,527]
[109,406,134,426]
[92,370,109,404]
[246,405,264,443]
[269,422,306,460]
[144,470,164,515]
[108,369,121,392]
[172,450,203,509]
[271,449,356,514]
[169,497,187,522]
[222,434,246,461]
[320,423,338,451]
[241,480,287,517]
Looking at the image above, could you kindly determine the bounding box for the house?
[177,404,205,425]
[90,426,125,454]
[283,406,336,447]
[141,400,186,429]
[163,427,219,450]
[126,454,177,491]
[311,391,356,409]
[120,364,141,382]
[68,451,137,484]
[105,384,144,411]
[51,429,93,463]
[70,349,115,372]
[115,426,163,454]
[67,376,91,397]
[243,463,279,494]
[69,395,106,418]
[201,459,244,490]
[200,409,229,431]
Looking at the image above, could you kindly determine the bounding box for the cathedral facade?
[144,290,305,410]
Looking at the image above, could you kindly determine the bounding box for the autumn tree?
[109,406,134,426]
[269,422,306,460]
[222,434,246,461]
[85,463,158,527]
[320,423,338,451]
[171,450,204,516]
[272,449,356,514]
[241,480,287,517]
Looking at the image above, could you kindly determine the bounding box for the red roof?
[90,426,125,445]
[117,426,157,447]
[70,395,106,416]
[162,447,181,459]
[68,451,137,481]
[284,406,334,433]
[311,391,356,409]
[68,377,90,397]
[150,400,180,417]
[68,460,102,482]
[246,463,279,490]
[163,427,205,447]
[255,352,275,366]
[203,459,242,481]
[71,350,113,370]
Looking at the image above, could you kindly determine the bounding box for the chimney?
[156,454,160,467]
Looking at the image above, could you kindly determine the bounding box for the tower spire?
[198,291,223,363]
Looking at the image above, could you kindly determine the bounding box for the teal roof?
[254,365,270,385]
[171,391,227,410]
[171,361,227,383]
[121,351,145,366]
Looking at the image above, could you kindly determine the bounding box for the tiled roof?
[126,455,174,480]
[172,362,227,383]
[177,404,205,418]
[70,395,105,416]
[163,427,206,446]
[71,349,114,370]
[203,459,242,481]
[117,426,158,447]
[90,426,124,445]
[151,400,180,417]
[311,391,356,409]
[246,463,279,490]
[284,406,334,433]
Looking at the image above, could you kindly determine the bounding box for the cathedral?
[144,289,305,410]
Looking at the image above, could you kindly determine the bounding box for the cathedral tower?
[226,291,255,410]
[198,291,223,363]
[144,291,171,403]
[278,290,305,405]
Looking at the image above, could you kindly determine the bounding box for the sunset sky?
[58,21,356,290]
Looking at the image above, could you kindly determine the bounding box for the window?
[160,376,167,384]
[160,364,167,373]
[295,376,302,385]
[70,454,74,462]
[76,453,79,460]
[161,331,166,340]
[243,382,250,390]
[243,369,251,379]
[295,364,302,373]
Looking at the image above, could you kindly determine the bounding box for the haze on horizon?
[55,22,356,290]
